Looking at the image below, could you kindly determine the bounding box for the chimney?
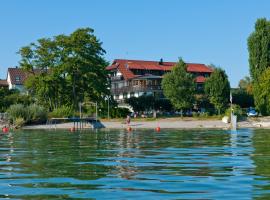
[159,58,163,65]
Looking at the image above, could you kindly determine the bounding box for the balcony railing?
[111,85,162,95]
[110,76,124,81]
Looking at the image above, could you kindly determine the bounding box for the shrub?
[27,104,48,123]
[7,104,48,125]
[7,104,26,123]
[199,112,210,117]
[49,106,74,118]
[111,107,131,118]
[14,117,25,128]
[225,104,244,120]
[192,112,200,117]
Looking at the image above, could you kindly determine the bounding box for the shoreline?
[20,118,270,130]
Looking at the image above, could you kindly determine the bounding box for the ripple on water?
[0,129,270,199]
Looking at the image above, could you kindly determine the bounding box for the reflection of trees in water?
[2,129,267,199]
[252,129,270,197]
[113,130,236,179]
[9,130,114,181]
[253,129,270,177]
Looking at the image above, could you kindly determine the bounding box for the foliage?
[7,104,26,123]
[19,27,109,111]
[231,88,254,108]
[238,76,253,95]
[0,88,33,112]
[204,68,230,114]
[153,98,173,111]
[248,18,270,115]
[194,94,213,110]
[110,107,131,118]
[252,68,270,115]
[49,105,74,118]
[161,58,196,113]
[125,96,154,112]
[14,117,25,128]
[125,95,173,112]
[248,18,270,83]
[225,104,244,120]
[7,104,47,125]
[27,104,48,123]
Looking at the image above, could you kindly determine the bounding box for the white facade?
[7,72,25,92]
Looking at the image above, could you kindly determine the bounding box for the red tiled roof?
[106,59,213,81]
[8,68,27,85]
[8,68,40,85]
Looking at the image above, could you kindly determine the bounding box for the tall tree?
[161,58,196,114]
[248,18,270,82]
[253,68,270,115]
[204,68,230,114]
[19,28,109,111]
[248,18,270,114]
[238,76,252,93]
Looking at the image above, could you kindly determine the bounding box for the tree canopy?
[238,76,252,94]
[248,18,270,82]
[253,68,270,115]
[248,18,270,115]
[161,58,196,112]
[125,95,172,112]
[18,28,109,111]
[0,88,32,112]
[204,68,230,114]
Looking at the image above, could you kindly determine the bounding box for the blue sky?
[0,0,269,87]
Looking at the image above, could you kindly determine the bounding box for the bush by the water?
[14,117,25,128]
[27,104,48,123]
[7,104,25,123]
[7,104,48,126]
[48,106,74,118]
[225,104,244,120]
[110,107,131,118]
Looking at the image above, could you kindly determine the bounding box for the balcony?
[110,76,124,81]
[111,85,162,95]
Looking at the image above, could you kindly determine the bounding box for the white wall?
[7,73,12,90]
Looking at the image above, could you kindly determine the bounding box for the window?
[15,76,20,82]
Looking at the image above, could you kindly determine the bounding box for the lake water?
[0,129,270,199]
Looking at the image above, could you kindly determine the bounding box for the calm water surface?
[0,129,270,199]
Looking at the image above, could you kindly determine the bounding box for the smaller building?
[0,79,8,89]
[6,67,29,92]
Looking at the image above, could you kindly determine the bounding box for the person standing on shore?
[126,115,131,125]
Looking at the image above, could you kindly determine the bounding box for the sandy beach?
[20,117,270,130]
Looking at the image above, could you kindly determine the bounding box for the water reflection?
[0,129,270,199]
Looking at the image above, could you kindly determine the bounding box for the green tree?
[125,95,155,112]
[161,58,196,115]
[0,88,33,112]
[19,28,109,111]
[248,18,270,114]
[204,68,230,114]
[248,18,270,82]
[253,68,270,115]
[231,88,254,108]
[231,76,254,108]
[238,76,252,94]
